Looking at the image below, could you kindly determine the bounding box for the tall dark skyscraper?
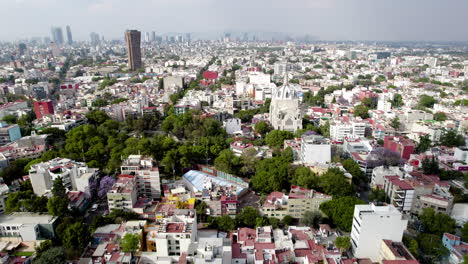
[50,27,64,44]
[90,32,100,45]
[18,43,27,56]
[66,25,73,45]
[125,30,142,71]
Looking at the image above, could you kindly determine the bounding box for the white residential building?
[383,176,415,212]
[371,166,404,188]
[0,212,58,241]
[330,122,352,142]
[107,175,138,211]
[192,235,232,264]
[351,204,408,262]
[300,135,331,165]
[29,158,98,196]
[454,147,468,164]
[351,121,366,139]
[121,155,161,199]
[224,118,242,135]
[155,214,197,257]
[377,100,392,112]
[0,184,8,215]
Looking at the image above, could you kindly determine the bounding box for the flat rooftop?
[0,212,57,225]
[183,170,247,196]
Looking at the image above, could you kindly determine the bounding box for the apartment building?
[351,204,408,262]
[155,213,197,257]
[300,135,331,165]
[121,155,161,199]
[378,240,417,263]
[261,186,332,219]
[0,123,21,146]
[107,175,138,211]
[0,184,8,215]
[384,136,415,160]
[330,121,352,142]
[29,158,98,196]
[0,213,58,241]
[371,166,404,189]
[383,176,415,212]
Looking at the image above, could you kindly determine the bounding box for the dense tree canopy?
[319,196,364,231]
[415,134,432,153]
[391,94,404,108]
[433,112,448,121]
[251,157,290,194]
[62,222,91,251]
[318,168,355,197]
[120,233,140,253]
[35,247,67,264]
[335,236,351,253]
[439,130,465,148]
[265,130,294,149]
[236,206,261,228]
[255,121,271,136]
[353,104,370,119]
[214,149,241,175]
[291,166,318,189]
[419,208,456,236]
[419,95,437,108]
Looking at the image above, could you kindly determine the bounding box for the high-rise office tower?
[50,27,64,45]
[18,43,27,56]
[125,30,142,71]
[90,32,100,45]
[66,25,73,45]
[151,31,156,42]
[144,32,150,43]
[185,33,191,43]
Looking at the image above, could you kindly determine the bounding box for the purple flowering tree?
[98,176,116,199]
[366,147,405,168]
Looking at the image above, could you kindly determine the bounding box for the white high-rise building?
[351,204,408,262]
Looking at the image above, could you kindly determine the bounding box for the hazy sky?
[1,0,467,42]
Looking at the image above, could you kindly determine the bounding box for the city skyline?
[1,0,467,42]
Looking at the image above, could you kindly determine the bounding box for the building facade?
[125,30,142,71]
[29,158,98,196]
[33,101,54,119]
[0,123,21,146]
[269,76,302,132]
[351,204,408,262]
[120,155,161,199]
[300,135,331,165]
[0,213,58,241]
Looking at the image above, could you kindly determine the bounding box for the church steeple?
[283,72,289,86]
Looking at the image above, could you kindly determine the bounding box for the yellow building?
[261,186,332,219]
[378,239,417,264]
